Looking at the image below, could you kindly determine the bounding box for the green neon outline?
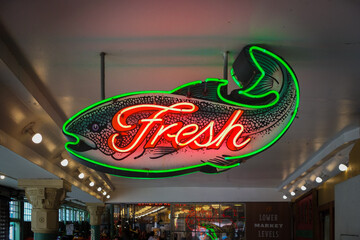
[201,224,218,240]
[63,46,299,178]
[230,68,242,88]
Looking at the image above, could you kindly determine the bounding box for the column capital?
[18,179,71,234]
[86,203,105,226]
[18,179,71,209]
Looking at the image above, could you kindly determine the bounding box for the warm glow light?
[339,164,348,172]
[0,175,5,180]
[78,173,85,179]
[103,191,107,196]
[290,191,295,196]
[97,187,102,192]
[89,181,95,187]
[60,159,69,167]
[32,133,42,144]
[301,185,307,191]
[106,195,110,199]
[316,177,323,183]
[282,195,287,200]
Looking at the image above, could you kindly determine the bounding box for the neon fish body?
[63,46,299,178]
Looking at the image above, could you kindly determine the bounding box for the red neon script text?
[108,102,250,153]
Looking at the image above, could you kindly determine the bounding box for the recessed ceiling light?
[103,191,107,196]
[282,195,287,200]
[290,191,295,196]
[301,185,307,191]
[0,175,5,180]
[78,173,85,179]
[97,187,102,192]
[89,181,95,187]
[60,159,69,167]
[106,195,110,199]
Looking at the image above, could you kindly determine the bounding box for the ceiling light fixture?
[106,195,110,199]
[60,159,69,167]
[97,187,102,192]
[32,133,43,144]
[0,175,5,180]
[89,181,95,187]
[338,163,348,172]
[282,195,287,200]
[315,176,323,183]
[78,173,85,179]
[103,191,107,196]
[290,191,296,196]
[301,185,307,191]
[22,122,42,144]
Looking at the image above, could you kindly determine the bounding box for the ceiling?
[0,0,359,203]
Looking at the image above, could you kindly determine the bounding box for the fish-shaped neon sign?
[63,46,299,178]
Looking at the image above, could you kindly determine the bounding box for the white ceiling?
[0,0,359,202]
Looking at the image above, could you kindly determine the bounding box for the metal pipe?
[223,51,229,80]
[100,52,106,100]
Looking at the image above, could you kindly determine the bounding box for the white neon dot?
[78,173,85,179]
[301,185,307,191]
[282,195,287,200]
[89,181,95,187]
[290,191,295,196]
[316,177,323,183]
[0,175,5,180]
[60,159,68,167]
[339,164,348,172]
[106,195,110,199]
[32,133,42,144]
[103,191,107,196]
[97,187,102,192]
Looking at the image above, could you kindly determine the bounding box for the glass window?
[9,201,19,219]
[171,203,246,240]
[80,211,85,221]
[66,208,70,221]
[24,202,32,222]
[59,207,65,221]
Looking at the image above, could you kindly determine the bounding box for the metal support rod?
[223,51,229,80]
[100,52,106,100]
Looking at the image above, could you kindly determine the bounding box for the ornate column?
[86,203,105,240]
[18,179,71,240]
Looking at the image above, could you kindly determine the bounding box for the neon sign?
[63,46,299,178]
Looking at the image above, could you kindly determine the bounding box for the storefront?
[113,202,291,240]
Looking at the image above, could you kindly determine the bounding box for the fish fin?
[149,147,177,159]
[207,156,230,166]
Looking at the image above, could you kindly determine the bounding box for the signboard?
[63,45,299,178]
[246,202,292,240]
[295,194,314,240]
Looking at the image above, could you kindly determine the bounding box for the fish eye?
[91,123,100,132]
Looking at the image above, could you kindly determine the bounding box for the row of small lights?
[282,163,348,200]
[24,125,111,200]
[135,206,165,219]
